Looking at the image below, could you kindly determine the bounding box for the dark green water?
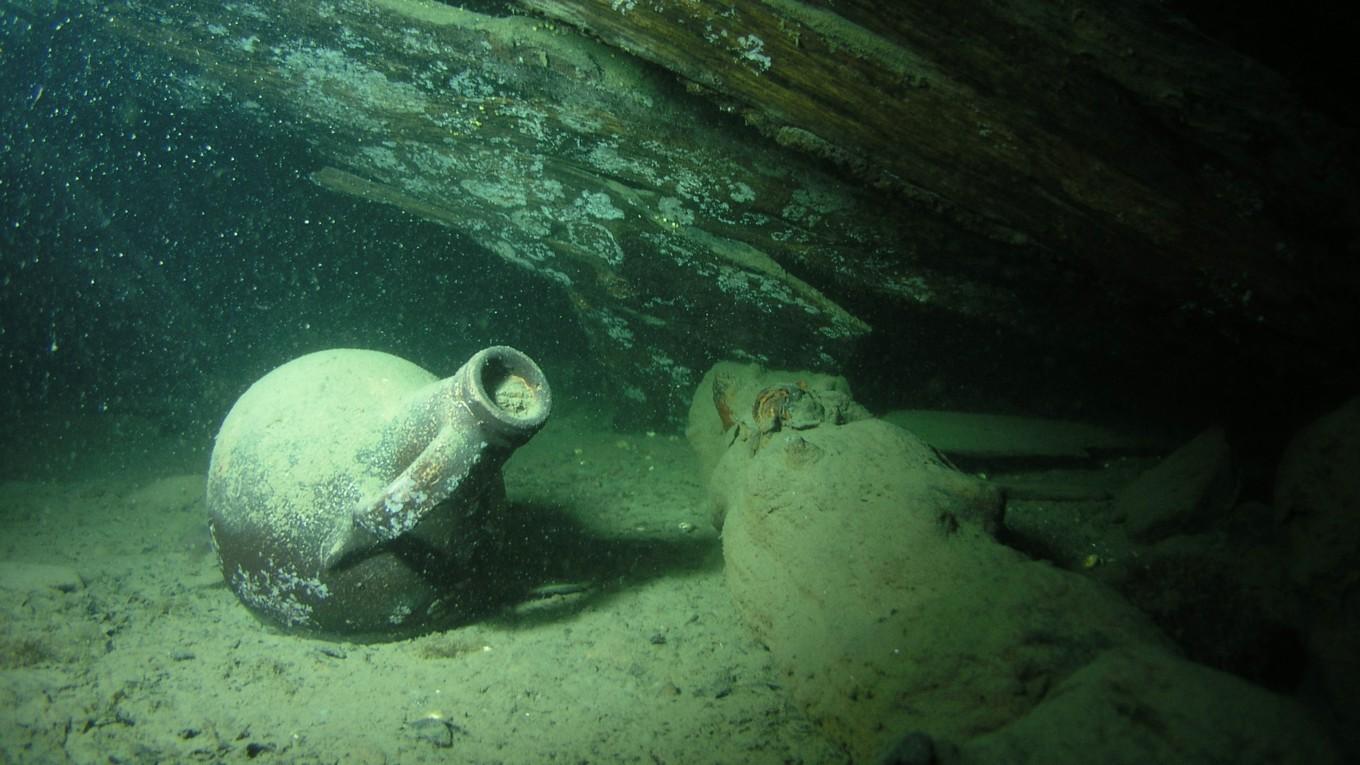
[1,6,594,469]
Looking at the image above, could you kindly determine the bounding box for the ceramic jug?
[206,346,551,635]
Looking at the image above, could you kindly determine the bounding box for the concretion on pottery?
[207,346,550,635]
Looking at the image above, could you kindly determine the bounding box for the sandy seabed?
[0,412,844,764]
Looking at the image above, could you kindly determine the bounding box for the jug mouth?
[465,345,552,439]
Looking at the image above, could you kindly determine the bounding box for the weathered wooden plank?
[881,409,1169,460]
[77,0,868,415]
[49,0,1358,424]
[518,0,1359,348]
[81,0,1073,420]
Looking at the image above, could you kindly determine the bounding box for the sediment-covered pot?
[206,346,550,636]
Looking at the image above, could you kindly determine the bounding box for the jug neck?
[444,345,552,450]
[324,346,551,571]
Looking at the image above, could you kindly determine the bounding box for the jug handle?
[323,346,550,571]
[322,419,479,570]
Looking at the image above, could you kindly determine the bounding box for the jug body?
[206,346,550,635]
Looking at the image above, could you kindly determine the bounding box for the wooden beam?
[519,0,1360,347]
